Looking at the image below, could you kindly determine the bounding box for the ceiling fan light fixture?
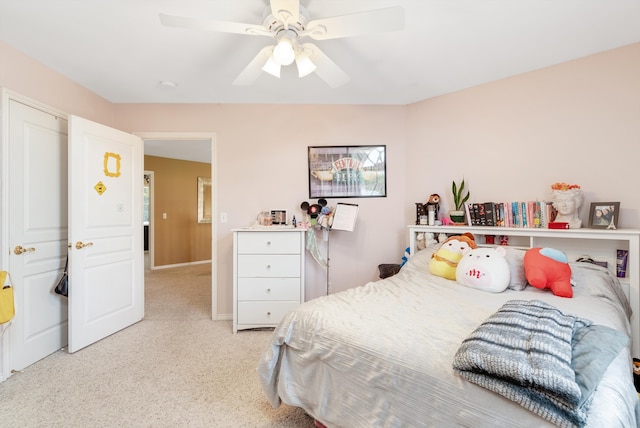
[161,4,406,88]
[295,52,316,77]
[273,37,296,65]
[262,56,281,78]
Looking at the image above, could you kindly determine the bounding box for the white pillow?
[406,245,439,271]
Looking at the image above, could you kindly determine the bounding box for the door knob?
[14,245,36,255]
[75,241,94,250]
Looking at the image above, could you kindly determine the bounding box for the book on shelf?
[484,202,495,226]
[464,200,558,229]
[477,203,486,226]
[464,203,473,227]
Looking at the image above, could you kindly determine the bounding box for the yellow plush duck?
[429,233,477,280]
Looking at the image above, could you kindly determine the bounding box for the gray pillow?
[504,248,527,291]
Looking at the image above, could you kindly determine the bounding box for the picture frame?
[270,209,287,225]
[308,145,386,198]
[197,176,212,224]
[587,202,620,229]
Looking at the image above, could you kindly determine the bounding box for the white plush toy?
[456,246,511,293]
[416,232,438,250]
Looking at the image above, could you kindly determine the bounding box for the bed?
[257,245,640,428]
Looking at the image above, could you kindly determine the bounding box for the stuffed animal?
[429,233,477,280]
[427,193,441,205]
[416,232,438,250]
[426,193,441,220]
[425,233,438,247]
[524,247,573,298]
[441,217,455,226]
[456,246,511,293]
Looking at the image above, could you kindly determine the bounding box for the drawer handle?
[266,241,272,246]
[267,312,271,316]
[266,288,271,293]
[266,264,271,269]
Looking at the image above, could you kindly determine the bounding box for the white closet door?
[8,100,69,371]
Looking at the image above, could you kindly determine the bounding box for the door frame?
[135,132,218,321]
[143,170,154,270]
[0,88,69,381]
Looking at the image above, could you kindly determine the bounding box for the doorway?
[137,133,217,321]
[0,92,215,379]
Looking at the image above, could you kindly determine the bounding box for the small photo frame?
[270,209,287,225]
[587,202,620,229]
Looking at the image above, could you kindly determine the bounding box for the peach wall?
[115,104,407,313]
[406,43,640,229]
[0,42,115,125]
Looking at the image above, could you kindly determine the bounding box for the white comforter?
[257,249,639,428]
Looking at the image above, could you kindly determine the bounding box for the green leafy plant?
[451,179,470,211]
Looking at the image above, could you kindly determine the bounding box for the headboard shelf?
[408,225,640,357]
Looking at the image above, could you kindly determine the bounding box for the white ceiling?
[2,0,640,106]
[144,139,211,163]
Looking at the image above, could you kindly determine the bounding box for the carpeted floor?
[0,263,313,427]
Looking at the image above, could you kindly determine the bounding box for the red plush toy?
[524,247,573,298]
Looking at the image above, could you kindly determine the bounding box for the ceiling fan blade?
[270,0,300,24]
[159,13,270,37]
[232,46,274,86]
[304,6,404,40]
[303,43,350,88]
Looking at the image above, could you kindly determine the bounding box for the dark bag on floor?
[54,255,69,297]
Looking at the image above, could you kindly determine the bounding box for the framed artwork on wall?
[587,202,620,229]
[308,145,387,198]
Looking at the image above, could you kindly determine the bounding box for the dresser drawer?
[236,231,301,254]
[237,254,300,277]
[237,301,299,325]
[237,278,301,301]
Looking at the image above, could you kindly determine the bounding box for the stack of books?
[464,202,558,228]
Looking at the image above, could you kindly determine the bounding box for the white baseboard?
[150,260,211,270]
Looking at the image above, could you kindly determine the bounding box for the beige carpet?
[0,263,312,427]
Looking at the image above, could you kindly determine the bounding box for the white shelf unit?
[232,228,306,333]
[408,225,640,357]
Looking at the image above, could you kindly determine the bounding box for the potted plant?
[450,178,470,224]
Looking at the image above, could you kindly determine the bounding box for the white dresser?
[232,228,306,333]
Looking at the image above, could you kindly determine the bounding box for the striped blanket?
[453,300,592,428]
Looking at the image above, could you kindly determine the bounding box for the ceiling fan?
[159,0,405,88]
